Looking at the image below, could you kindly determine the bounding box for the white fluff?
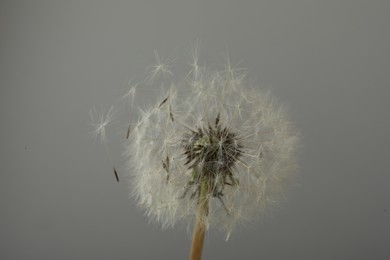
[123,48,300,239]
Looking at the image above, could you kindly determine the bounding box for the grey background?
[1,1,389,259]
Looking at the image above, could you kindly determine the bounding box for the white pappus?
[122,48,300,240]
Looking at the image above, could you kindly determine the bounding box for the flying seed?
[113,167,119,182]
[159,96,169,107]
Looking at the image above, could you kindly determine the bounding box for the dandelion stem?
[189,178,210,260]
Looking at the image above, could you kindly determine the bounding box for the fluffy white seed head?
[124,50,300,239]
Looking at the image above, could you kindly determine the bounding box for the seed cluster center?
[183,114,242,181]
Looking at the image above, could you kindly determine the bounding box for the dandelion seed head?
[123,49,300,238]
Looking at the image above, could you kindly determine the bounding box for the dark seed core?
[180,114,242,211]
[182,114,242,178]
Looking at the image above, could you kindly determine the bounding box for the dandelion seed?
[220,49,247,86]
[162,156,170,172]
[89,106,116,144]
[159,95,169,108]
[186,39,203,84]
[113,167,119,182]
[126,123,131,139]
[121,78,138,107]
[145,50,175,85]
[169,106,174,122]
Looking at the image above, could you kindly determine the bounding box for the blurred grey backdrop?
[1,1,389,259]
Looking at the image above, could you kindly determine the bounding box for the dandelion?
[120,49,299,259]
